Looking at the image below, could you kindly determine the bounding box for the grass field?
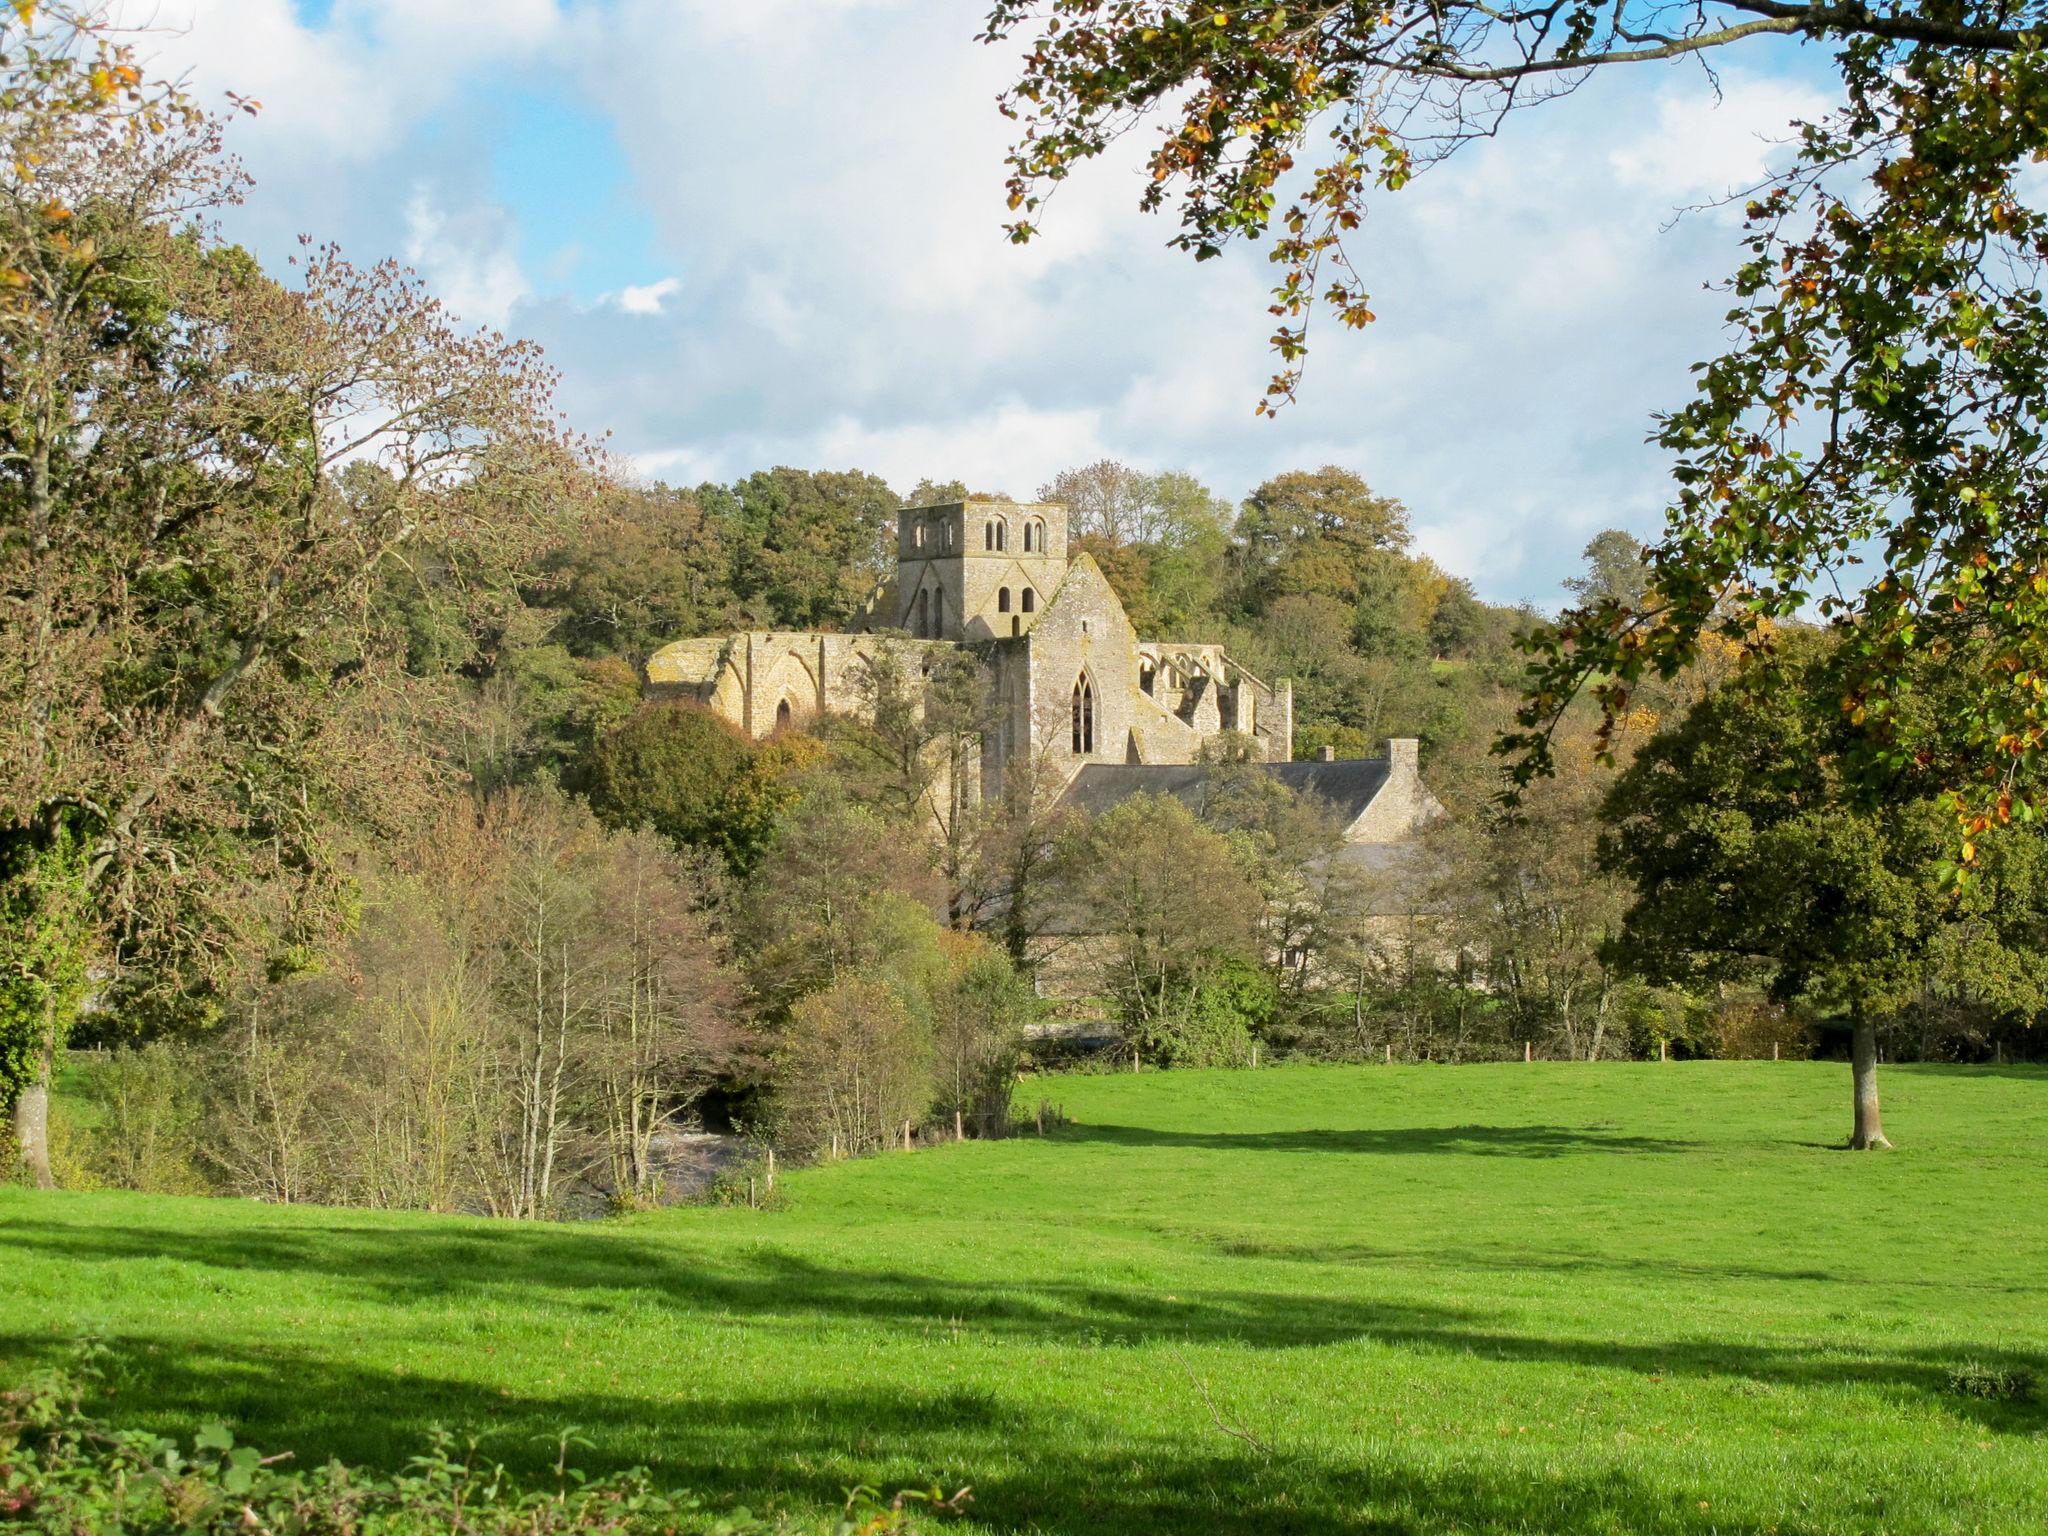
[5,1062,2046,1534]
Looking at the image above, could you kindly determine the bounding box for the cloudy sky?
[128,0,1833,606]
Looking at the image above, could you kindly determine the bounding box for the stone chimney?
[1387,736,1420,777]
[1316,744,1336,762]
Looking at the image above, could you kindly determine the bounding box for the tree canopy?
[982,1,2048,834]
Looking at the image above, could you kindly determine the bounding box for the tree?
[774,976,932,1158]
[1599,635,2047,1146]
[578,702,757,855]
[1563,529,1651,611]
[1061,793,1266,1062]
[540,484,740,662]
[985,2,2048,824]
[921,935,1035,1138]
[582,827,741,1204]
[738,786,945,1012]
[721,467,897,629]
[0,10,595,1181]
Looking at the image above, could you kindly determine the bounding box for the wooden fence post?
[1035,1101,1044,1136]
[1384,1042,1391,1065]
[1659,1039,1668,1062]
[902,1119,912,1152]
[765,1147,775,1194]
[1773,1041,1779,1062]
[955,1109,964,1143]
[748,1177,757,1209]
[1524,1040,1533,1063]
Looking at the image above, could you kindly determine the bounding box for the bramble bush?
[0,1353,965,1534]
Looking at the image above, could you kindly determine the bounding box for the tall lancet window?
[1071,673,1095,755]
[917,588,929,638]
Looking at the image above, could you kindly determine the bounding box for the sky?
[122,0,1836,607]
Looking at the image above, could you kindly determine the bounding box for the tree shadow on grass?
[5,1212,2043,1438]
[0,1331,1867,1536]
[1058,1123,1699,1157]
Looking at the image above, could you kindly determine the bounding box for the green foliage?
[1599,635,2048,1025]
[718,468,899,629]
[71,1044,211,1196]
[0,1353,913,1533]
[1148,957,1273,1067]
[0,820,94,1112]
[579,702,809,876]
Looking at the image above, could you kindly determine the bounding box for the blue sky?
[133,0,1835,607]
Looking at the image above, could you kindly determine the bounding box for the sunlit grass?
[5,1062,2045,1534]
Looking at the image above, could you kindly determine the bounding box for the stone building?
[646,498,1295,801]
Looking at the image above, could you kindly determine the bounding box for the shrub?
[74,1044,212,1196]
[0,1358,955,1533]
[774,977,933,1158]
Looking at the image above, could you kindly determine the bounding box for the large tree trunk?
[13,1024,54,1188]
[1849,1002,1891,1150]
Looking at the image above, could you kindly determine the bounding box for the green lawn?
[5,1063,2046,1534]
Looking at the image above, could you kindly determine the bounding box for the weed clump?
[1946,1362,2037,1402]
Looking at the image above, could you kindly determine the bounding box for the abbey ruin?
[646,498,1441,844]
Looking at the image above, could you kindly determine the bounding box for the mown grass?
[4,1062,2046,1534]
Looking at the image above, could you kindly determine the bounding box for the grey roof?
[1060,756,1391,827]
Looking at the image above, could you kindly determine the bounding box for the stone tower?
[892,499,1068,642]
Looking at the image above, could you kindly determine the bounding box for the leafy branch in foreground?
[984,4,2048,832]
[1507,34,2048,842]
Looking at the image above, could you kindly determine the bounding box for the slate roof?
[1060,756,1392,828]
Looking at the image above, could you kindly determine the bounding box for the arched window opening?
[916,588,929,637]
[1071,674,1095,755]
[1026,517,1045,553]
[983,522,995,551]
[776,699,793,731]
[942,521,954,551]
[997,587,1011,613]
[992,518,1008,552]
[1012,616,1021,637]
[934,588,945,635]
[1020,588,1036,614]
[1140,663,1156,696]
[913,521,926,550]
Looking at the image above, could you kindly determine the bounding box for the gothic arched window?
[776,699,793,732]
[983,521,995,551]
[1071,673,1095,755]
[1020,588,1036,614]
[916,588,929,637]
[934,587,945,635]
[997,587,1011,613]
[1026,517,1045,553]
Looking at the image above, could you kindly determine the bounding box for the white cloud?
[159,0,1842,606]
[615,276,681,314]
[1610,74,1831,208]
[402,190,530,331]
[119,0,566,165]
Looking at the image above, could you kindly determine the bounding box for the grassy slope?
[4,1063,2045,1535]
